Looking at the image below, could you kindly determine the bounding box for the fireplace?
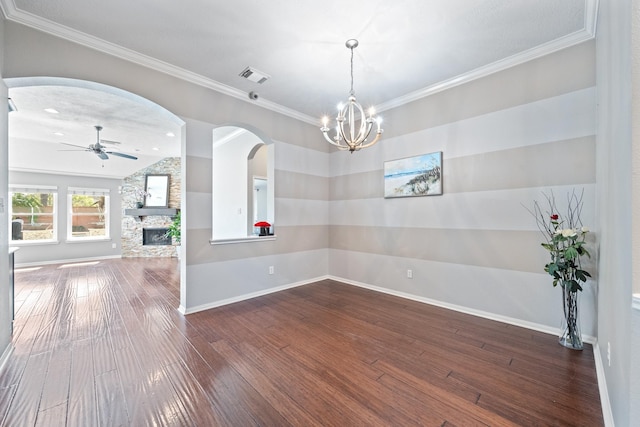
[142,228,171,246]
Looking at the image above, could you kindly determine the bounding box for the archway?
[5,77,186,307]
[211,124,275,242]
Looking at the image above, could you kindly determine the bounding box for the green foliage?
[165,211,181,244]
[12,193,42,209]
[72,195,100,207]
[529,189,591,293]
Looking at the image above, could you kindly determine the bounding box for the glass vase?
[559,284,583,350]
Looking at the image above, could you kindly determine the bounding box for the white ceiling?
[1,0,597,178]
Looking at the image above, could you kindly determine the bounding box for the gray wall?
[597,0,636,425]
[632,0,640,421]
[0,13,11,368]
[8,171,123,265]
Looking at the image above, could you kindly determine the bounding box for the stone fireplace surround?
[121,157,180,258]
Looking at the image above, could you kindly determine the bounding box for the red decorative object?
[254,221,271,236]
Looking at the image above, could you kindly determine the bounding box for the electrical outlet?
[407,269,413,279]
[112,243,117,249]
[607,342,611,367]
[269,266,274,275]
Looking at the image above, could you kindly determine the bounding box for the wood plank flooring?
[1,258,604,426]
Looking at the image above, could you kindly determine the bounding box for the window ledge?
[10,240,59,246]
[66,238,112,244]
[210,235,277,245]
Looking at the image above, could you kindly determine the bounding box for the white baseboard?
[14,254,122,269]
[327,275,597,344]
[182,275,330,315]
[0,344,14,375]
[593,341,615,426]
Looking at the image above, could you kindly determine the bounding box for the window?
[67,188,110,240]
[10,185,58,243]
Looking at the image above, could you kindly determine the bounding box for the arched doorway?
[6,77,185,306]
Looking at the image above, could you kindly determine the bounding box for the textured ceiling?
[1,0,597,178]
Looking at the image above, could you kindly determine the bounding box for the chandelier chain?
[349,46,355,96]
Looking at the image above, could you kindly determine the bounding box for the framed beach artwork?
[384,152,443,198]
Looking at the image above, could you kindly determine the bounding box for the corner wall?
[329,41,598,336]
[596,0,635,425]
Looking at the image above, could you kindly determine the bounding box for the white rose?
[581,226,589,233]
[561,228,577,237]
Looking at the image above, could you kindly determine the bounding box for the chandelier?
[320,39,383,153]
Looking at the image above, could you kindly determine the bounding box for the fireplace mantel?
[124,208,178,219]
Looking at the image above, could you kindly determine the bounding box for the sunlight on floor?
[14,266,42,273]
[57,261,101,269]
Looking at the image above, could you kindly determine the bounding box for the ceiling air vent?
[239,66,270,84]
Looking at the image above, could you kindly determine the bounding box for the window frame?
[66,187,111,242]
[9,185,58,245]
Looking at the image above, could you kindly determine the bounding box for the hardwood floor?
[1,258,603,426]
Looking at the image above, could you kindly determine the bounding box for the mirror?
[212,126,274,241]
[144,174,170,207]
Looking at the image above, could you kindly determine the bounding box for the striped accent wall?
[328,41,597,336]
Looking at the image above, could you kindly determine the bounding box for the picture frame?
[384,151,443,198]
[144,174,170,207]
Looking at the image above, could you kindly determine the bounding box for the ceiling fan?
[60,125,138,160]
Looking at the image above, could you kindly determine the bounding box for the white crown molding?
[377,0,599,113]
[0,0,318,125]
[1,0,598,125]
[9,166,127,179]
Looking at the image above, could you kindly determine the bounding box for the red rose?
[550,214,559,220]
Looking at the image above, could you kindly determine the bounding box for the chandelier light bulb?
[320,39,384,153]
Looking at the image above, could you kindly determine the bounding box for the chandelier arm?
[357,131,383,150]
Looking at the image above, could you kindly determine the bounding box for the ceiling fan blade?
[59,142,90,150]
[106,151,138,160]
[96,151,109,160]
[100,139,121,145]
